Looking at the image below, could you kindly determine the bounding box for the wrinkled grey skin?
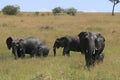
[78,32,105,69]
[6,37,49,59]
[53,36,80,56]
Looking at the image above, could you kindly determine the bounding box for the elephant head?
[6,37,13,50]
[53,37,68,56]
[6,37,24,59]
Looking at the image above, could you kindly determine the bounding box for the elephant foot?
[67,53,70,56]
[62,53,65,56]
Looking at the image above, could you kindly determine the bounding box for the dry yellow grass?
[0,12,120,80]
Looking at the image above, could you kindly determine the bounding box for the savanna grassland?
[0,12,120,80]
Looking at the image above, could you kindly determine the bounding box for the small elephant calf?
[36,44,49,57]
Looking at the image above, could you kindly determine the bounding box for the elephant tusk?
[93,49,95,54]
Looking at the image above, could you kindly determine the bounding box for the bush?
[52,7,64,15]
[64,8,77,16]
[2,5,20,15]
[52,7,77,16]
[35,12,39,16]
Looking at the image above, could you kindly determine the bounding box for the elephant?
[78,32,105,68]
[6,37,23,59]
[95,52,104,63]
[36,43,49,57]
[53,36,81,56]
[6,37,49,59]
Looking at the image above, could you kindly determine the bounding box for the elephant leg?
[100,52,104,62]
[63,47,70,56]
[21,49,25,58]
[30,49,37,57]
[66,51,70,56]
[30,54,34,58]
[14,53,18,60]
[62,52,65,56]
[62,49,66,56]
[39,50,43,57]
[17,50,21,58]
[30,52,35,58]
[85,53,89,67]
[63,51,70,56]
[96,52,104,63]
[12,49,18,60]
[36,47,43,57]
[21,53,25,58]
[92,53,96,66]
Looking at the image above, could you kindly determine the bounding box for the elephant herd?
[6,37,49,59]
[6,31,105,69]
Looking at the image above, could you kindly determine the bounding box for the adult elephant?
[78,32,105,68]
[53,36,81,56]
[6,37,49,59]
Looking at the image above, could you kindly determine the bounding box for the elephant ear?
[56,38,60,43]
[60,36,70,46]
[78,32,88,39]
[53,38,60,48]
[6,37,13,50]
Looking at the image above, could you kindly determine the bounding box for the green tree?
[2,5,20,15]
[52,7,64,15]
[109,0,120,16]
[64,8,77,16]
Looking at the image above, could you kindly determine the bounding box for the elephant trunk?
[12,46,18,60]
[53,41,58,56]
[53,47,56,56]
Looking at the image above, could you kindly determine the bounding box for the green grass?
[0,12,120,80]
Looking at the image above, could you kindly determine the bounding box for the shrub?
[35,12,39,16]
[64,8,77,16]
[52,7,64,15]
[2,5,20,15]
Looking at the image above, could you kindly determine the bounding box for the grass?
[0,12,120,80]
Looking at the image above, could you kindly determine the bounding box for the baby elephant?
[36,44,49,57]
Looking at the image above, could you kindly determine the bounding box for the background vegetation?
[2,5,20,15]
[0,12,120,80]
[1,5,77,16]
[52,7,77,16]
